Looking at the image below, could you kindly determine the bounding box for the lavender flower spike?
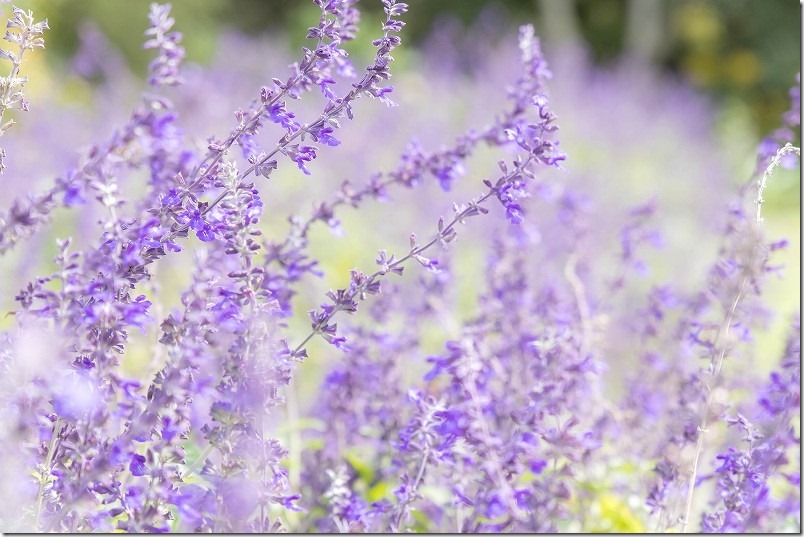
[0,5,48,172]
[144,3,185,87]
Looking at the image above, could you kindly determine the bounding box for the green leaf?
[367,480,392,502]
[343,450,374,484]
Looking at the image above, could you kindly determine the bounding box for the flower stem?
[35,418,61,529]
[182,443,214,480]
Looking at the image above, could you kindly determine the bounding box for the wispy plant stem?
[681,278,747,532]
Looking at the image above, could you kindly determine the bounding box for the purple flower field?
[0,1,799,533]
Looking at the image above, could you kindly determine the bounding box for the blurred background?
[17,0,801,135]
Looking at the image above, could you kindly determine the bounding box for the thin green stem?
[182,444,214,480]
[287,379,301,491]
[35,418,61,529]
[681,279,746,533]
[391,446,431,532]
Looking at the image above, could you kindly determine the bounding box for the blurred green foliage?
[14,0,800,138]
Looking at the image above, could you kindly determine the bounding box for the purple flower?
[129,453,147,476]
[161,187,181,206]
[290,145,317,175]
[316,126,341,147]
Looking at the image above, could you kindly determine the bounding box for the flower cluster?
[0,1,799,534]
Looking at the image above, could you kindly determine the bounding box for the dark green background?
[17,0,803,136]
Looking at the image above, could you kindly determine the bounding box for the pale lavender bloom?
[144,3,185,86]
[0,6,48,172]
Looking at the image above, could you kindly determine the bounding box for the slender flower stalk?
[701,315,801,532]
[291,76,563,355]
[290,157,533,356]
[755,142,800,224]
[153,8,405,258]
[680,143,800,533]
[681,275,750,533]
[0,6,47,173]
